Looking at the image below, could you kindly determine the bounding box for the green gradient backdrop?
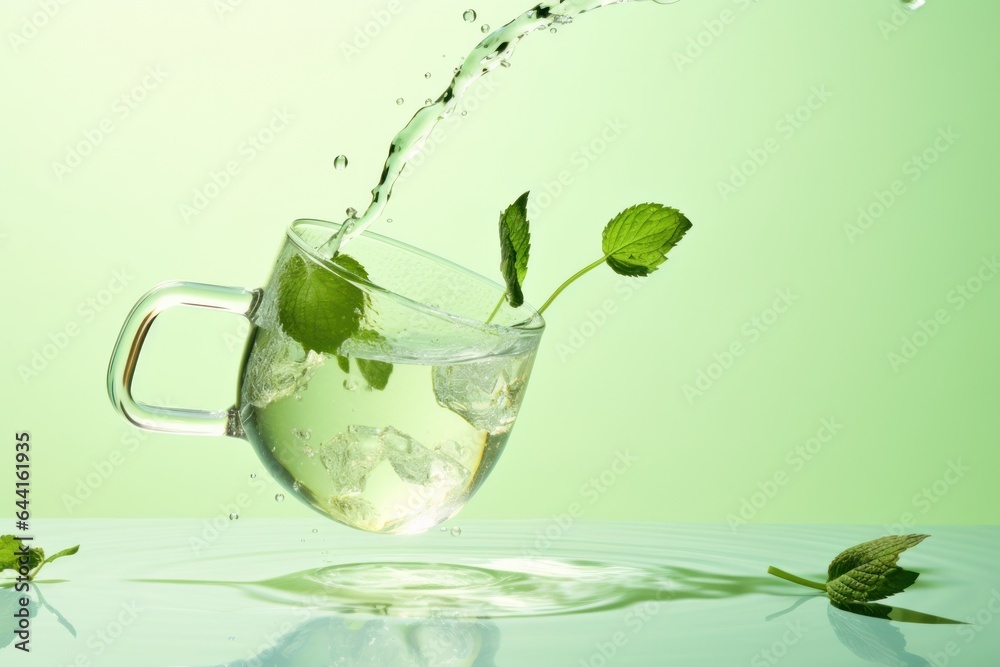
[2,0,997,527]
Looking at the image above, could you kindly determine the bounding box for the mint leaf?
[357,358,393,390]
[601,203,691,277]
[498,191,530,307]
[767,534,959,622]
[0,536,78,581]
[336,355,350,374]
[0,535,43,574]
[826,535,926,607]
[277,253,368,356]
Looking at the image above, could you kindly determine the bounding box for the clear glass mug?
[108,220,544,534]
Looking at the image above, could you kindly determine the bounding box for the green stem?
[537,255,608,315]
[485,294,505,324]
[767,566,828,592]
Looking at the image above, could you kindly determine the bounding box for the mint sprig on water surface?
[489,192,692,320]
[768,534,963,623]
[0,535,79,581]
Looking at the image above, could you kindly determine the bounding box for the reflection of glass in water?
[209,616,500,667]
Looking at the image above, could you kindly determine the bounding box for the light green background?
[2,0,997,526]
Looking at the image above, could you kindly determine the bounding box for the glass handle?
[107,282,259,436]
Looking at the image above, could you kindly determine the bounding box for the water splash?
[319,0,679,257]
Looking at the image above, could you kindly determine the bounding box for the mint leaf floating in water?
[768,534,962,622]
[278,253,368,356]
[0,535,43,575]
[278,252,394,389]
[826,534,927,607]
[0,535,79,580]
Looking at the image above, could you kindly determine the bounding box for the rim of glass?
[286,219,545,334]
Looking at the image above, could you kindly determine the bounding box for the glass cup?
[108,220,544,534]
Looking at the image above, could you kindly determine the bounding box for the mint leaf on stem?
[767,534,962,622]
[1,536,79,581]
[536,203,692,315]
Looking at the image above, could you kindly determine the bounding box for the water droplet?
[275,493,285,502]
[463,9,476,22]
[333,155,348,170]
[396,97,404,105]
[229,512,239,520]
[346,207,357,218]
[450,526,462,537]
[440,525,449,532]
[312,528,319,533]
[249,473,256,479]
[481,23,490,33]
[424,72,432,79]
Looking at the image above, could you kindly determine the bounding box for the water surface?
[6,520,998,665]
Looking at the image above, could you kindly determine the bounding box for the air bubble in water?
[386,218,393,223]
[450,526,462,537]
[346,207,357,218]
[229,512,239,520]
[333,155,348,171]
[440,526,448,532]
[463,9,476,22]
[249,473,256,479]
[275,493,285,502]
[550,27,557,33]
[424,72,432,79]
[481,24,490,33]
[461,111,468,116]
[396,97,404,105]
[312,528,319,533]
